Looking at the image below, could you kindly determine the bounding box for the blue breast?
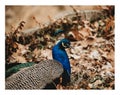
[52,40,71,86]
[52,40,71,75]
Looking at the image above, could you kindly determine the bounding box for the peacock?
[5,38,71,89]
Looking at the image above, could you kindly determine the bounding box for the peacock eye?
[62,42,70,48]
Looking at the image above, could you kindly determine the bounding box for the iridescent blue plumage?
[52,39,71,85]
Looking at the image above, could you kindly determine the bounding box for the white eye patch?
[62,42,69,48]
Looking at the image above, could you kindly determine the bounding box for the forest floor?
[5,6,114,89]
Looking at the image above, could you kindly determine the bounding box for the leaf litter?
[5,6,114,89]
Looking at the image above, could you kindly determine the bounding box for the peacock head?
[58,39,71,49]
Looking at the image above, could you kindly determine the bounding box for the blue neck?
[52,43,71,75]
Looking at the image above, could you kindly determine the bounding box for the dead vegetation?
[5,6,114,89]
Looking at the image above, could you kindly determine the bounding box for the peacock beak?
[66,43,73,49]
[69,45,73,49]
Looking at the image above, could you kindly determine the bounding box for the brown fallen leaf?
[78,27,92,38]
[11,53,27,63]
